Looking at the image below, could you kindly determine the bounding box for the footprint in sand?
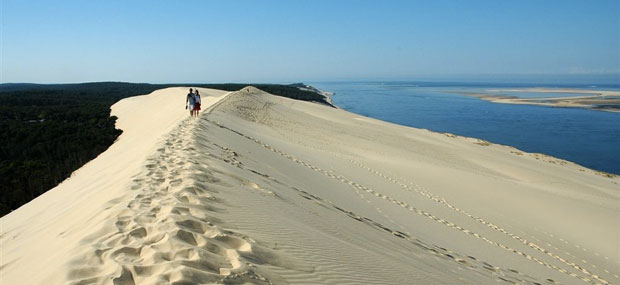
[66,117,302,285]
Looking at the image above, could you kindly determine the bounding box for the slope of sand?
[0,87,230,284]
[2,87,619,284]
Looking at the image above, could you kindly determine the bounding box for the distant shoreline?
[458,88,620,113]
[289,82,335,106]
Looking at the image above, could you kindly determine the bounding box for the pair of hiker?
[186,88,201,117]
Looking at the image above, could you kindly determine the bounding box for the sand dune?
[1,86,618,284]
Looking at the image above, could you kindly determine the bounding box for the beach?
[1,87,618,284]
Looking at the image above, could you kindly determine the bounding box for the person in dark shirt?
[186,88,195,117]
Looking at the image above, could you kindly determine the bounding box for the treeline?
[0,82,329,216]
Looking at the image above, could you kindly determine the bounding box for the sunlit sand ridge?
[1,87,618,284]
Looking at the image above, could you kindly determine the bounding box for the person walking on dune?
[194,89,201,116]
[186,88,195,117]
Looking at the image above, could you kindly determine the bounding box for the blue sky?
[1,0,619,83]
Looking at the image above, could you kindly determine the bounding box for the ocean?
[311,81,620,175]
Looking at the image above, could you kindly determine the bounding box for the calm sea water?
[311,81,620,174]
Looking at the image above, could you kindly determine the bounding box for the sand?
[461,88,620,112]
[1,86,618,284]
